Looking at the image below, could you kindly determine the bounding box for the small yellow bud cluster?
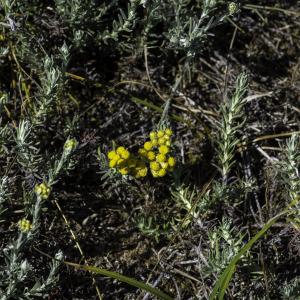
[18,218,32,232]
[35,182,51,200]
[140,128,176,177]
[64,138,78,152]
[228,2,238,15]
[131,160,148,178]
[107,146,148,178]
[108,146,130,174]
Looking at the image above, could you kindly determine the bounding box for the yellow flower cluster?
[64,138,78,152]
[107,128,175,179]
[131,159,148,178]
[107,146,147,178]
[228,2,238,15]
[18,218,32,232]
[35,182,51,200]
[139,128,176,178]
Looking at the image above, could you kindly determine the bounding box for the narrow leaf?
[65,261,173,300]
[210,209,289,300]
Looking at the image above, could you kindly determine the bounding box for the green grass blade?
[209,261,231,300]
[210,209,289,300]
[65,261,173,300]
[218,264,235,300]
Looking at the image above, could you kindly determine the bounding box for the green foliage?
[166,0,229,57]
[279,134,300,206]
[280,277,300,300]
[216,72,248,182]
[210,132,300,298]
[23,251,63,299]
[205,218,246,276]
[171,184,201,227]
[0,0,298,298]
[0,176,9,217]
[136,216,173,242]
[0,137,77,299]
[14,120,42,174]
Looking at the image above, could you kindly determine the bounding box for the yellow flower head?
[119,167,129,175]
[228,2,238,15]
[168,157,176,167]
[160,162,169,169]
[108,150,117,160]
[150,161,160,171]
[151,138,158,146]
[159,145,169,155]
[156,153,166,163]
[144,141,153,151]
[138,148,147,157]
[114,146,130,159]
[165,140,171,147]
[151,169,159,177]
[35,182,51,200]
[165,128,173,136]
[149,132,157,140]
[147,151,156,161]
[116,146,126,154]
[18,218,32,232]
[64,138,78,152]
[157,130,164,138]
[109,159,117,168]
[158,137,166,145]
[158,168,167,177]
[111,153,120,162]
[121,150,130,159]
[135,167,148,178]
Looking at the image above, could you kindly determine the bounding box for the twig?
[244,4,300,16]
[53,199,103,300]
